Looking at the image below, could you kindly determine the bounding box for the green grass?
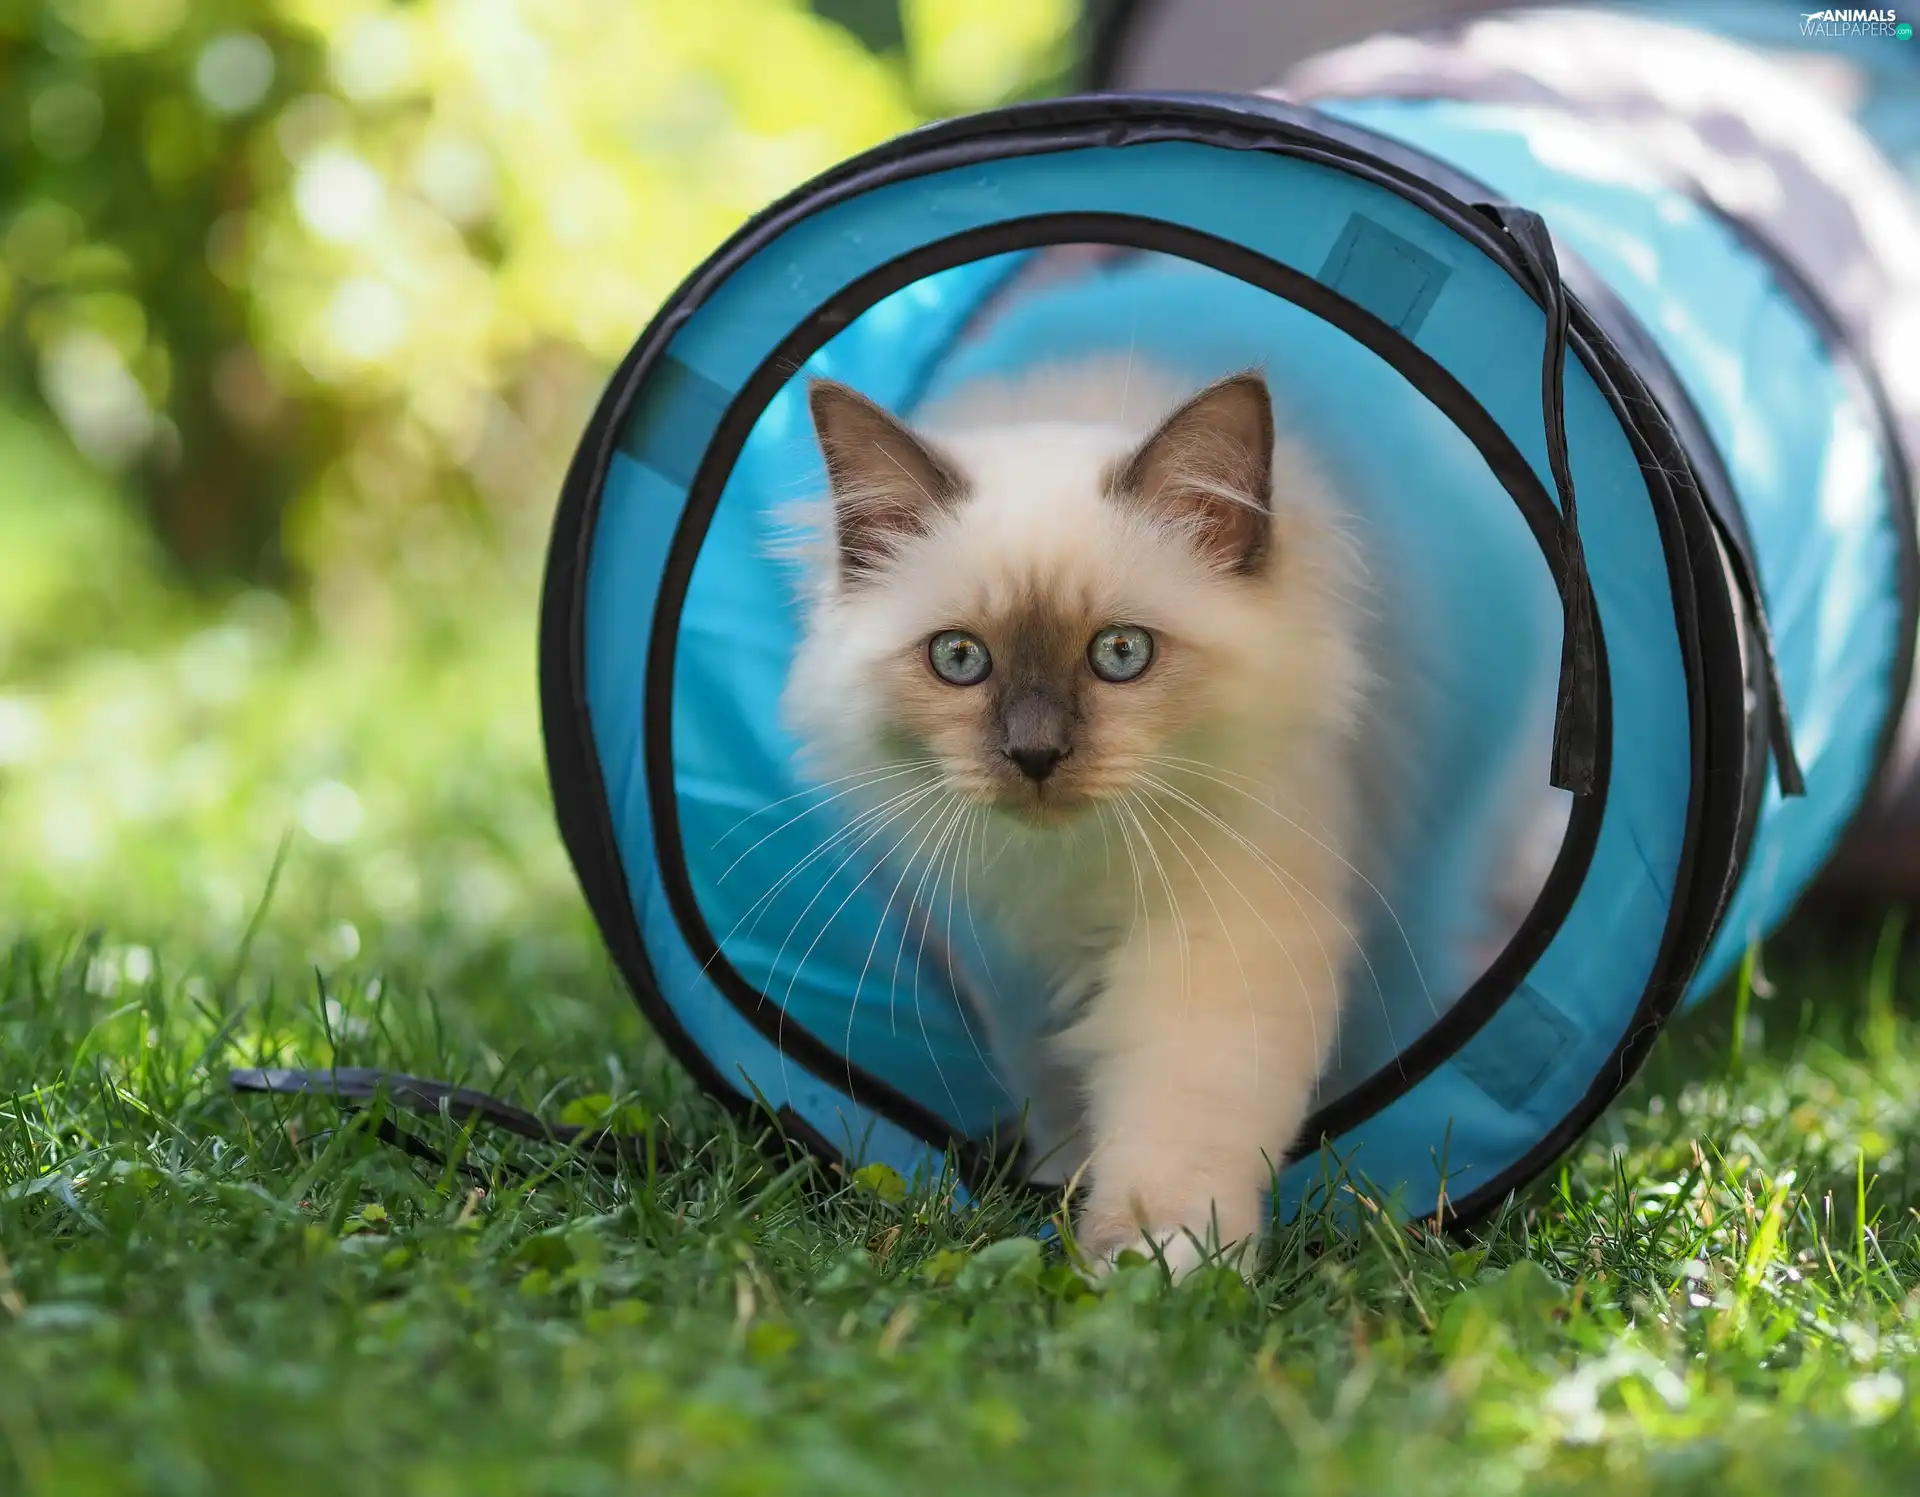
[9,422,1920,1494]
[9,883,1920,1495]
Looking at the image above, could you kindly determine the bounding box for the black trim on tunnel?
[1441,323,1748,1226]
[538,95,1749,1216]
[1675,190,1920,890]
[1273,113,1755,1227]
[1244,90,1916,1220]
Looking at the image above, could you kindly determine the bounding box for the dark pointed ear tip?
[807,376,868,405]
[1219,371,1274,443]
[806,377,865,433]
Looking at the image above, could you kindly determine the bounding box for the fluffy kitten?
[781,359,1375,1276]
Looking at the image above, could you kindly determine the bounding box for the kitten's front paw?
[1078,1216,1256,1282]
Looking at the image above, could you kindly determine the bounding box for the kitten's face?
[882,581,1190,820]
[797,371,1282,824]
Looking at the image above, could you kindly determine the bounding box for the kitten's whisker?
[752,782,946,1114]
[1143,755,1437,1021]
[934,806,1011,1096]
[1135,778,1350,1073]
[777,788,959,1058]
[1136,771,1368,1063]
[1147,753,1361,853]
[748,781,947,985]
[743,803,947,1055]
[1137,771,1362,1007]
[1104,798,1152,974]
[830,787,961,1097]
[1112,806,1146,975]
[1118,792,1189,1014]
[1100,800,1150,968]
[857,788,971,1126]
[954,815,1039,1158]
[924,797,976,1008]
[736,780,940,927]
[1146,753,1338,839]
[714,759,938,876]
[1127,791,1262,1091]
[711,780,944,960]
[1128,783,1328,1067]
[711,757,938,851]
[981,814,1018,875]
[906,795,981,1123]
[957,808,1021,1096]
[885,796,972,1038]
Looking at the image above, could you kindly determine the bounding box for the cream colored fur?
[782,359,1375,1277]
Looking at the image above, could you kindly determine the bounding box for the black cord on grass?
[228,1066,678,1178]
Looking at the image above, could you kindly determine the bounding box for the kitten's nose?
[1006,744,1067,783]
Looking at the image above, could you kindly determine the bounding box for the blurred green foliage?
[0,0,1080,593]
[0,0,1082,1011]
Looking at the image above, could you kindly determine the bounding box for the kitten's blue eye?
[1088,624,1154,683]
[928,629,992,686]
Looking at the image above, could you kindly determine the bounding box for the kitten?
[781,359,1376,1276]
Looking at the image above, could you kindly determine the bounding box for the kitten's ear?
[808,378,966,582]
[1109,371,1274,574]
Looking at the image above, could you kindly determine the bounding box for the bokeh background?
[0,0,1084,1002]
